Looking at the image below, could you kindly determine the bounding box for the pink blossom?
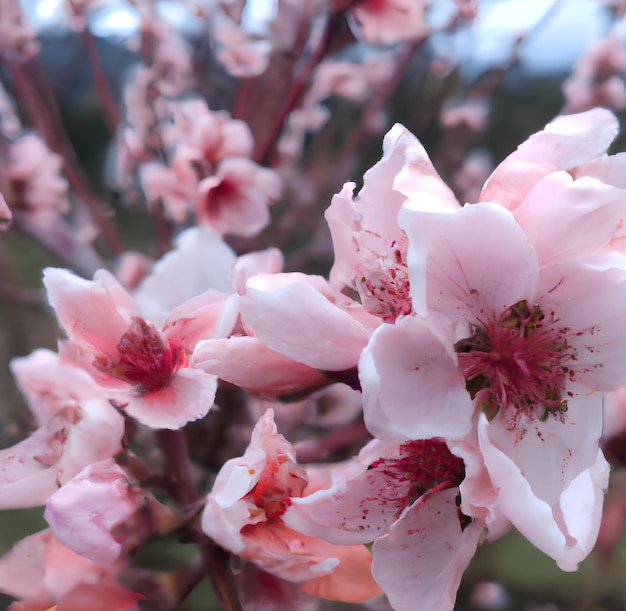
[43,264,235,430]
[563,33,626,113]
[284,438,485,611]
[0,134,69,224]
[163,98,254,163]
[196,158,282,237]
[0,530,142,610]
[359,114,626,568]
[214,11,271,77]
[0,349,124,509]
[44,459,146,565]
[202,409,382,603]
[326,123,458,322]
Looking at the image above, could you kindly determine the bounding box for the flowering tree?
[1,1,626,610]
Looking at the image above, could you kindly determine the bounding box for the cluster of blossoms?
[2,105,626,610]
[3,1,626,610]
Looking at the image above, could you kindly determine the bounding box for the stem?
[156,429,199,505]
[252,10,346,165]
[201,540,244,611]
[81,27,120,130]
[156,429,244,611]
[294,420,370,462]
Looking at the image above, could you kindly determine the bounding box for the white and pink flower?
[202,409,382,603]
[359,109,626,571]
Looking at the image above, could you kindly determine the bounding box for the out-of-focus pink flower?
[0,349,124,509]
[0,0,40,60]
[114,251,154,291]
[196,158,282,237]
[43,263,237,429]
[202,409,382,603]
[163,99,254,164]
[0,134,69,224]
[0,530,142,610]
[563,33,626,113]
[284,438,485,611]
[0,192,11,230]
[44,459,146,565]
[214,12,271,77]
[349,0,430,46]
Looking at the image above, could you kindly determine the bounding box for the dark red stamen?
[94,316,182,395]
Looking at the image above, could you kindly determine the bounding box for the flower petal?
[372,488,483,611]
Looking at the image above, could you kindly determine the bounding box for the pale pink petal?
[478,411,609,571]
[133,226,236,326]
[0,531,49,601]
[480,108,618,209]
[513,172,626,264]
[44,459,143,565]
[43,268,136,355]
[360,317,473,442]
[371,488,483,611]
[0,427,66,508]
[573,151,626,188]
[538,261,626,390]
[241,273,374,371]
[163,291,239,350]
[231,248,284,295]
[123,367,218,430]
[192,336,327,397]
[139,161,195,223]
[0,530,99,603]
[10,348,102,424]
[51,580,143,611]
[1,352,124,508]
[399,201,539,320]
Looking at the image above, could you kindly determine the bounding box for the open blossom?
[202,409,382,603]
[196,157,282,238]
[0,349,124,509]
[326,122,458,322]
[360,109,626,571]
[138,95,281,235]
[43,261,237,430]
[284,438,486,611]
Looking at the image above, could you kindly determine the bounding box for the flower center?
[253,451,308,520]
[455,300,575,425]
[94,316,182,395]
[369,439,465,512]
[355,237,412,323]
